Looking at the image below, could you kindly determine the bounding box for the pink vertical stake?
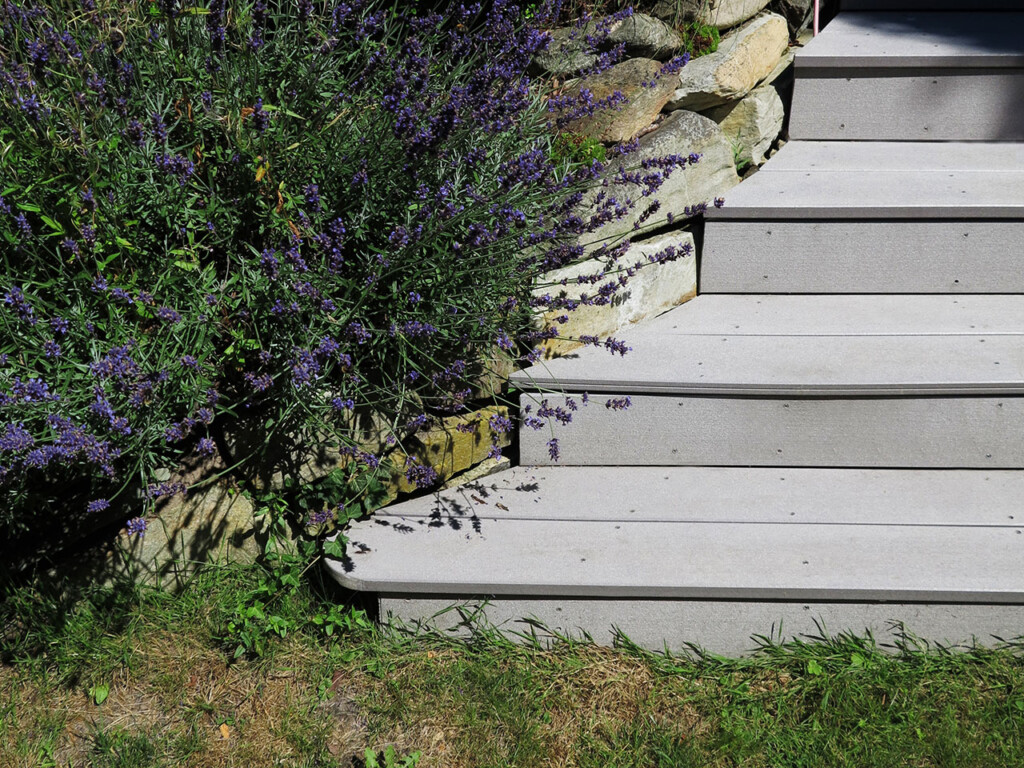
[814,0,820,36]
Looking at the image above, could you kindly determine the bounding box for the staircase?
[326,4,1024,655]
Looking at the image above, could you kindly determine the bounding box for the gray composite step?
[705,141,1024,219]
[512,294,1024,467]
[332,466,1024,601]
[842,2,1024,11]
[513,294,1024,396]
[326,466,1024,653]
[789,12,1024,140]
[702,141,1024,293]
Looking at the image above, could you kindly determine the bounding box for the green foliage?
[4,565,1024,767]
[681,20,719,58]
[2,0,647,551]
[224,544,372,659]
[365,745,423,768]
[550,132,608,167]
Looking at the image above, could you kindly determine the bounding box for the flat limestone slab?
[702,221,1024,293]
[382,597,1024,656]
[517,393,1024,468]
[797,12,1024,68]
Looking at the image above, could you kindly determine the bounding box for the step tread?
[754,141,1024,174]
[798,12,1024,68]
[511,295,1024,395]
[328,467,1024,601]
[706,142,1024,220]
[587,295,1024,336]
[371,466,1024,525]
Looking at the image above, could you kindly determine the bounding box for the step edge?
[325,567,1024,604]
[703,207,1024,221]
[794,58,1024,69]
[507,376,1024,397]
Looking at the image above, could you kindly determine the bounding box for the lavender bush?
[0,0,693,548]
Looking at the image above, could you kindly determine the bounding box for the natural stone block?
[532,13,683,76]
[388,406,512,495]
[117,479,262,587]
[581,110,740,250]
[666,13,789,111]
[704,83,784,166]
[652,0,771,30]
[703,0,773,30]
[769,0,815,38]
[441,456,513,490]
[531,26,599,77]
[606,13,685,60]
[111,404,512,585]
[536,231,696,356]
[562,59,679,143]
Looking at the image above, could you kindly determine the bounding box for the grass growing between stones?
[2,564,1024,767]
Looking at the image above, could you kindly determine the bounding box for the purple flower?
[307,505,338,526]
[547,438,560,461]
[124,119,146,147]
[151,113,168,143]
[14,93,48,122]
[155,153,195,186]
[3,286,35,324]
[125,516,147,536]
[259,249,279,279]
[404,458,439,489]
[304,183,322,212]
[0,423,34,452]
[155,306,181,323]
[9,378,58,403]
[251,98,270,133]
[87,498,111,514]
[147,481,185,499]
[197,437,216,456]
[13,213,32,242]
[489,413,513,433]
[43,339,61,358]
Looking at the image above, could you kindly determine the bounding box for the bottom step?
[326,466,1024,654]
[380,598,1024,657]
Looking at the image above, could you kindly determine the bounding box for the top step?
[791,12,1024,141]
[801,11,1024,68]
[843,2,1024,10]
